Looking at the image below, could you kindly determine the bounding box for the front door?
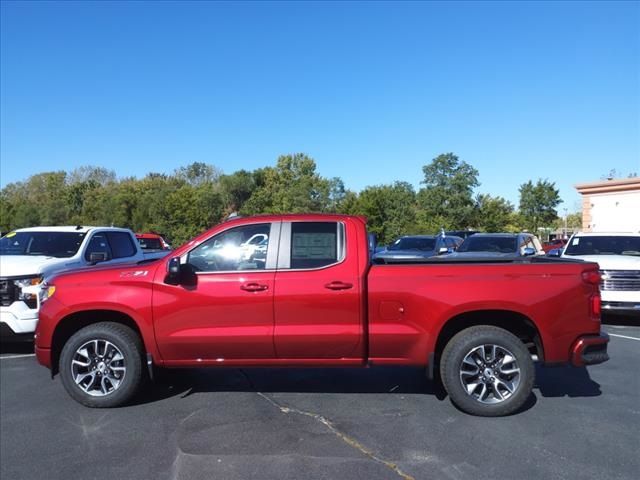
[153,222,279,362]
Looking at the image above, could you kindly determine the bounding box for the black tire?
[440,325,534,417]
[59,322,144,408]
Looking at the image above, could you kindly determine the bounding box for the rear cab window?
[278,221,345,269]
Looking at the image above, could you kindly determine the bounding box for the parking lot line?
[608,333,640,341]
[0,354,36,360]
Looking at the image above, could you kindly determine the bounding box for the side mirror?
[547,248,562,257]
[438,247,449,255]
[166,257,181,284]
[89,252,109,265]
[522,247,536,256]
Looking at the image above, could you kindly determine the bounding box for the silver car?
[447,233,544,259]
[373,234,463,261]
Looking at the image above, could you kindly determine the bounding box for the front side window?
[188,223,271,272]
[290,222,340,269]
[85,233,113,261]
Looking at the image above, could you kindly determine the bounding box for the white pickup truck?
[0,226,169,339]
[551,232,640,316]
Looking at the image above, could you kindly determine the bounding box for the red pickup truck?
[34,214,609,416]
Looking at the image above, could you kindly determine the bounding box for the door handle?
[240,283,269,292]
[324,281,353,291]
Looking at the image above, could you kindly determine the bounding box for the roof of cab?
[12,226,130,234]
[223,213,367,223]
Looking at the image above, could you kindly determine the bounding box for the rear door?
[273,220,363,359]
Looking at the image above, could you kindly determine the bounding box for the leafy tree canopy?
[0,153,567,246]
[518,179,561,233]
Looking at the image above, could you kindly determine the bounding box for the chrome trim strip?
[277,222,292,269]
[265,222,281,270]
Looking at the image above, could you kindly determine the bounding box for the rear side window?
[290,222,340,269]
[106,232,137,259]
[85,233,113,261]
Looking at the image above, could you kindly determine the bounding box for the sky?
[1,1,639,212]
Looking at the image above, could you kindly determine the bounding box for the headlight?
[14,276,43,307]
[38,282,56,304]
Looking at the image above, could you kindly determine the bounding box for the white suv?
[556,232,640,316]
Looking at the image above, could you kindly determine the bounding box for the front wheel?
[59,322,144,408]
[440,326,534,417]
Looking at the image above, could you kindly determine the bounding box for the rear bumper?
[570,332,610,367]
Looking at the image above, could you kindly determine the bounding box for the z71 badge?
[119,270,149,278]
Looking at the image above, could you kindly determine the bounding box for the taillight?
[591,294,601,317]
[582,269,601,285]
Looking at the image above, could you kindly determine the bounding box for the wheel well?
[434,310,544,364]
[50,310,143,376]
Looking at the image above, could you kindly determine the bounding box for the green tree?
[474,194,514,232]
[66,166,117,224]
[165,184,225,246]
[241,154,333,214]
[353,182,417,244]
[417,153,480,229]
[518,179,561,233]
[175,162,221,186]
[219,170,257,213]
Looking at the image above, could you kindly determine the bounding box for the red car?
[542,238,567,253]
[35,214,608,416]
[135,232,171,251]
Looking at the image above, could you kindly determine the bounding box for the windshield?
[137,237,163,250]
[388,237,436,251]
[457,236,518,253]
[564,236,640,256]
[0,231,87,258]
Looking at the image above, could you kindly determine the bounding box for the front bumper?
[0,302,39,335]
[0,323,35,342]
[570,332,610,367]
[35,345,52,369]
[601,301,640,316]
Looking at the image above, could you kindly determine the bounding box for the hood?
[0,255,71,278]
[562,254,640,270]
[51,260,160,286]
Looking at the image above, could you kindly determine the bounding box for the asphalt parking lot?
[1,322,638,480]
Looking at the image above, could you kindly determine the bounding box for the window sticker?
[5,231,16,238]
[572,238,580,245]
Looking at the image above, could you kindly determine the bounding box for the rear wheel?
[440,325,534,417]
[59,322,144,408]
